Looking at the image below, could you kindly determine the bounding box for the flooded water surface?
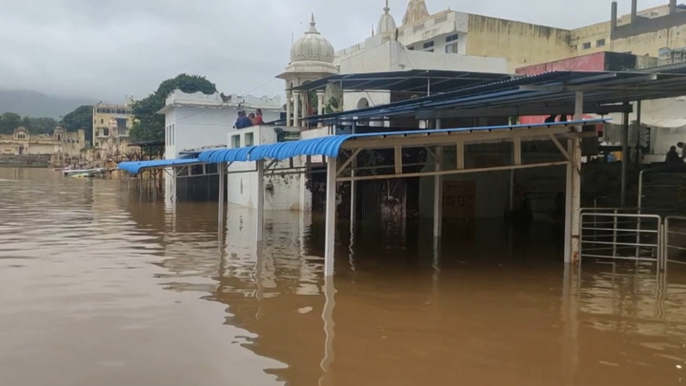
[1,168,686,385]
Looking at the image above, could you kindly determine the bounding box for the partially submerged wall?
[0,154,51,168]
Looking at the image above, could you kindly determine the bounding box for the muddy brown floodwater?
[1,168,686,386]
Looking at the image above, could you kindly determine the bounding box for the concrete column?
[631,0,638,24]
[671,0,677,14]
[301,92,308,126]
[293,91,300,128]
[324,156,338,277]
[286,92,292,127]
[568,92,583,264]
[433,146,443,238]
[256,160,265,241]
[317,90,325,128]
[435,119,442,129]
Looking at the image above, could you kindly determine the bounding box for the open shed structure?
[120,68,686,276]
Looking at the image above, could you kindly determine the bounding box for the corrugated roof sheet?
[118,158,201,175]
[198,119,605,163]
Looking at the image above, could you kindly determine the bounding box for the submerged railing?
[580,209,663,270]
[579,209,686,273]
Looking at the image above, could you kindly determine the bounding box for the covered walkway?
[120,119,602,276]
[120,68,686,276]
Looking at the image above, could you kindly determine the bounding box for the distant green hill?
[0,89,93,119]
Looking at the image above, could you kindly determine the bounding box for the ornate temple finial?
[308,13,319,33]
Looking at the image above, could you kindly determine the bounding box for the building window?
[170,124,174,146]
[582,42,591,50]
[445,43,458,54]
[407,46,415,51]
[596,38,606,47]
[245,132,254,147]
[231,135,241,148]
[423,41,434,49]
[446,34,459,43]
[100,119,104,124]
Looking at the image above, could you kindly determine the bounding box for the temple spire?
[402,0,430,25]
[308,13,319,34]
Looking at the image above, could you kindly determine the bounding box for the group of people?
[665,142,686,164]
[234,109,265,129]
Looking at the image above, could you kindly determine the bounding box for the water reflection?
[2,169,686,385]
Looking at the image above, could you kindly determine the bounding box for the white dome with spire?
[378,0,397,35]
[290,14,335,64]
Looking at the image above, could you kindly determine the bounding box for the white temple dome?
[290,14,335,64]
[378,1,397,35]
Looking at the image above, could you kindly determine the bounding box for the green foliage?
[0,112,58,135]
[60,105,93,142]
[27,117,59,134]
[130,74,217,143]
[0,112,21,134]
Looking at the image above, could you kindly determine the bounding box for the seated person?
[234,110,253,129]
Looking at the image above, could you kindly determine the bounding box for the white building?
[280,1,507,123]
[160,90,282,159]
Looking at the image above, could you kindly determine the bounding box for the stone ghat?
[0,154,52,168]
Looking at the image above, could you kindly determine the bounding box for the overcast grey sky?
[0,0,669,103]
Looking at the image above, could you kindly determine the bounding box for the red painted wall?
[516,53,607,124]
[516,52,607,75]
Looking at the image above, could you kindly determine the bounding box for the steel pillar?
[256,160,264,241]
[218,162,225,233]
[569,92,583,264]
[325,157,337,277]
[433,147,443,238]
[621,109,630,207]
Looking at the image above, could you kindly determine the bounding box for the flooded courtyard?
[1,168,686,386]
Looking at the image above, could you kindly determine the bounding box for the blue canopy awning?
[118,158,201,175]
[198,119,606,163]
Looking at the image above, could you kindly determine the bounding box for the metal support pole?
[433,147,443,238]
[218,162,225,232]
[569,92,583,264]
[325,156,338,277]
[350,126,357,234]
[636,100,642,166]
[256,160,264,241]
[456,140,465,170]
[564,139,573,264]
[621,109,630,207]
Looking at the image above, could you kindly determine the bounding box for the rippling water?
[1,168,686,386]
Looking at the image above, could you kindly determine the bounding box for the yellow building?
[92,100,135,158]
[392,1,686,72]
[0,126,86,163]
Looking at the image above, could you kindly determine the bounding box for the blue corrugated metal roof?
[118,158,201,175]
[198,146,256,163]
[198,119,606,163]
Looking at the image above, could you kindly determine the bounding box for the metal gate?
[580,209,663,270]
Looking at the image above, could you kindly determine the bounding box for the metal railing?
[665,216,686,268]
[580,209,663,270]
